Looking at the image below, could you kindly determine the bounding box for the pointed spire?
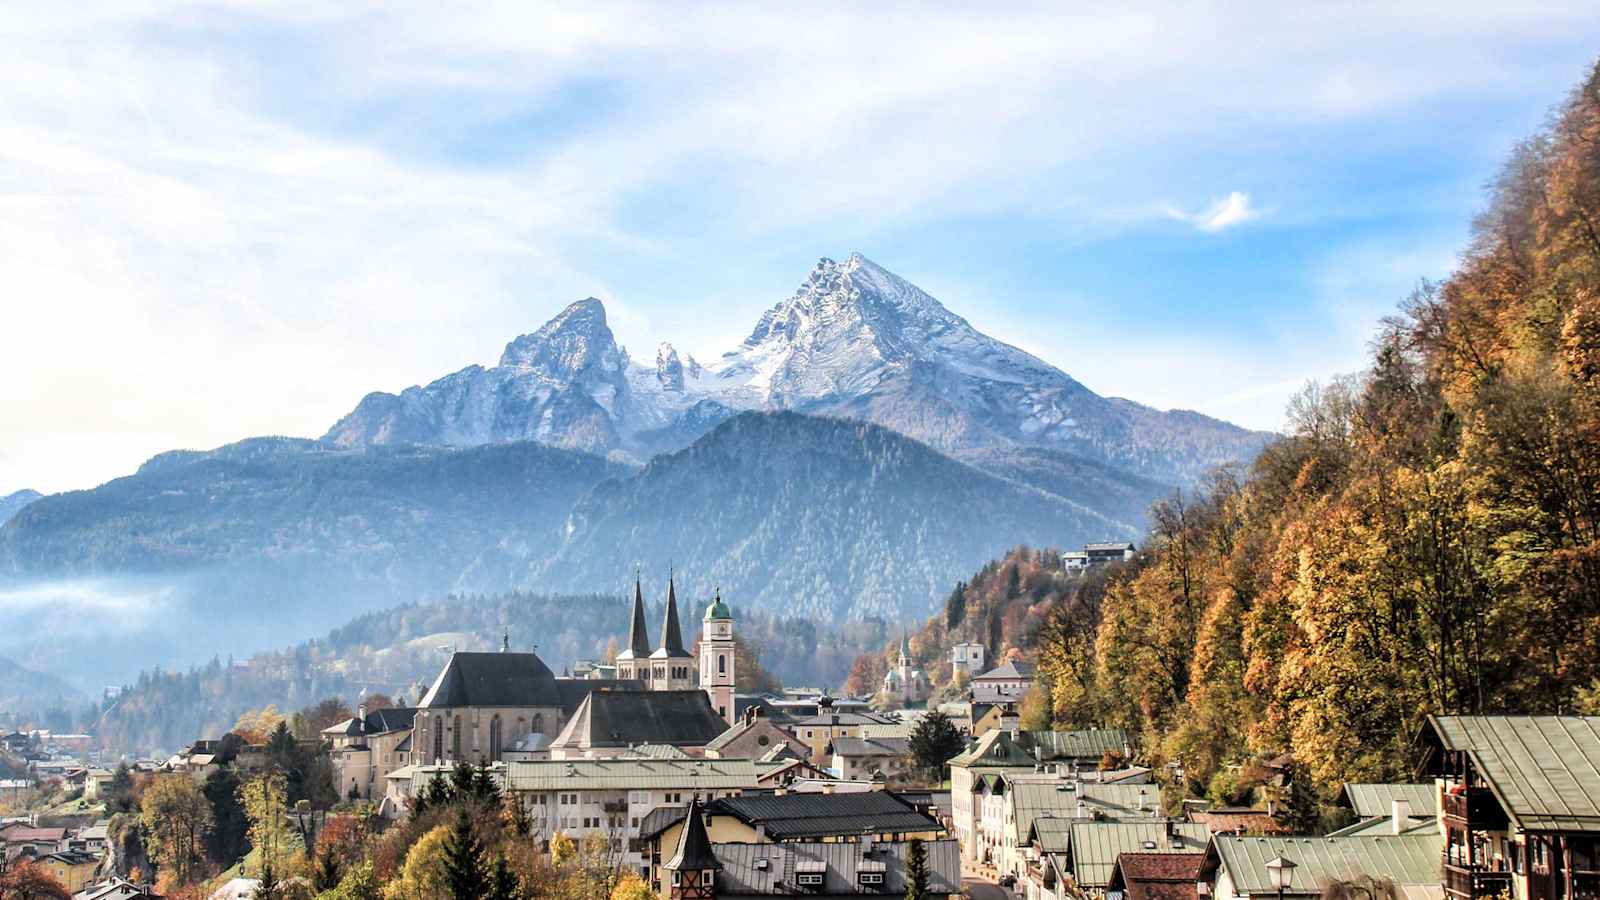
[658,575,688,658]
[502,630,510,653]
[900,631,912,660]
[665,797,721,873]
[625,576,652,657]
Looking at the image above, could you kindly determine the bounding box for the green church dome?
[704,592,732,621]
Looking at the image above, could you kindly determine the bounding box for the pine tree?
[908,710,966,779]
[489,855,520,900]
[442,807,489,900]
[253,859,281,900]
[904,838,929,900]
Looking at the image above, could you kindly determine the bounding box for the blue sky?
[3,2,1599,493]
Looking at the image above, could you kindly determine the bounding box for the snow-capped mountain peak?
[498,297,624,380]
[325,255,1269,484]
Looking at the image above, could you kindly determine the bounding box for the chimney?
[1392,799,1410,834]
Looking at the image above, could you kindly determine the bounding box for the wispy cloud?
[1,2,1598,491]
[1168,192,1260,232]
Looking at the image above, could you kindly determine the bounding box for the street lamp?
[1265,856,1297,900]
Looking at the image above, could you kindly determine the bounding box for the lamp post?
[1265,856,1297,900]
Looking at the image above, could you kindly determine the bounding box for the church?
[881,634,931,705]
[615,575,739,724]
[409,576,740,768]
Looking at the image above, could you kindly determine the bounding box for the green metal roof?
[1208,835,1442,896]
[1324,816,1438,838]
[1030,729,1131,761]
[1029,817,1075,853]
[1429,715,1600,832]
[1342,783,1438,818]
[949,730,1036,768]
[704,592,732,622]
[504,757,791,791]
[1010,780,1165,840]
[1067,822,1208,888]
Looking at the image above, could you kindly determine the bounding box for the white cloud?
[1,2,1598,492]
[1168,192,1260,232]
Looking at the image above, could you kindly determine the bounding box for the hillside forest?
[869,60,1600,804]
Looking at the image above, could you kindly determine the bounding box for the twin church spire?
[617,573,692,689]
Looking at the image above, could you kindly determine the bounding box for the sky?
[4,2,1599,495]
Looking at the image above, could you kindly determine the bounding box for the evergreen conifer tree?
[442,807,489,900]
[904,839,929,900]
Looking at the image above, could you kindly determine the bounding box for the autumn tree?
[141,774,214,886]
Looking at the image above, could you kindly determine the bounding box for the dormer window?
[797,873,824,886]
[860,872,884,885]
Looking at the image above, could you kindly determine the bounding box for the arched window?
[489,716,503,762]
[452,716,462,759]
[532,713,544,735]
[718,654,726,675]
[431,718,443,763]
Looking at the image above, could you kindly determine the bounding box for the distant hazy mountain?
[2,412,1131,647]
[327,253,1270,486]
[0,655,85,716]
[494,411,1135,620]
[0,490,41,526]
[0,437,631,583]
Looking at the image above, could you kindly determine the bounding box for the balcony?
[1443,862,1512,899]
[1442,787,1509,829]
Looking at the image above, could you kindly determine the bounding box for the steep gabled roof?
[418,651,562,709]
[975,660,1036,680]
[363,706,417,734]
[665,799,721,872]
[549,690,728,751]
[1068,822,1208,889]
[710,839,961,896]
[1424,715,1600,832]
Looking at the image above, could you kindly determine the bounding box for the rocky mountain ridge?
[326,254,1271,485]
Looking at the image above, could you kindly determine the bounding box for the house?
[1063,551,1090,572]
[71,821,109,855]
[37,849,100,893]
[548,690,730,760]
[81,769,115,801]
[1418,714,1600,900]
[789,702,894,764]
[1084,542,1137,565]
[952,642,987,679]
[1056,821,1208,896]
[497,755,806,877]
[705,709,796,761]
[0,778,34,804]
[3,824,67,859]
[323,706,417,801]
[971,660,1036,704]
[654,799,962,900]
[1200,835,1444,900]
[1327,784,1438,838]
[829,737,912,782]
[1107,851,1205,900]
[980,777,1169,881]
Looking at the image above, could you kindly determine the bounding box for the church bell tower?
[701,591,736,724]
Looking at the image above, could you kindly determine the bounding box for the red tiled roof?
[4,827,67,842]
[1114,852,1205,900]
[1185,808,1291,835]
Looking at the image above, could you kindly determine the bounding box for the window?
[718,654,726,674]
[797,874,824,886]
[489,716,502,762]
[451,716,462,758]
[431,720,443,763]
[860,872,884,885]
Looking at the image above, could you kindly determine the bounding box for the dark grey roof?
[1426,715,1600,832]
[639,791,942,842]
[623,579,652,658]
[555,677,645,712]
[364,706,417,734]
[709,839,961,897]
[654,578,689,658]
[322,717,364,736]
[550,690,728,750]
[715,791,942,840]
[418,651,563,709]
[830,736,911,757]
[666,799,721,872]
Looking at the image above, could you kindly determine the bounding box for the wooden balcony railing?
[1443,862,1512,899]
